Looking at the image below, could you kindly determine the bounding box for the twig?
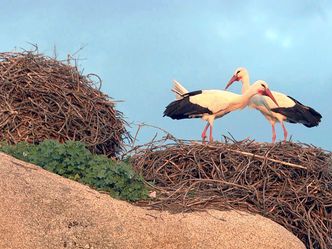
[226,148,307,170]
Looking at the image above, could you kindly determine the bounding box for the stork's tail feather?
[271,97,322,128]
[172,80,189,100]
[302,106,322,127]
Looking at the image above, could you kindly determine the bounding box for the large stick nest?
[0,50,130,157]
[132,138,332,249]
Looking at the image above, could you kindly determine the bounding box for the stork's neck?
[238,86,259,108]
[228,86,258,111]
[240,74,250,94]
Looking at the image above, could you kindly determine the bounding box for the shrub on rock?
[0,140,147,201]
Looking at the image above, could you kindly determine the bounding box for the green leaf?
[0,139,148,201]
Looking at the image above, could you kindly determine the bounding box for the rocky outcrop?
[0,153,305,249]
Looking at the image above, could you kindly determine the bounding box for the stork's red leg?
[271,124,276,143]
[209,124,213,143]
[281,122,288,142]
[201,123,209,143]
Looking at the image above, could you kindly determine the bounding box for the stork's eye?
[260,83,266,88]
[236,70,241,74]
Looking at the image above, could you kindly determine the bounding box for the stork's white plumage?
[164,80,279,143]
[225,68,322,143]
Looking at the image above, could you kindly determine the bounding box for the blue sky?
[1,1,331,149]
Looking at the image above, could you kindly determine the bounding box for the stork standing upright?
[164,80,279,143]
[225,68,322,143]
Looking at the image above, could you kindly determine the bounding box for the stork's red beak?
[263,88,279,107]
[225,75,239,90]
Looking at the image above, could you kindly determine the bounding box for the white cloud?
[264,29,292,48]
[281,37,292,48]
[215,19,255,42]
[265,30,278,41]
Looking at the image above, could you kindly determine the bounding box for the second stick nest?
[0,51,130,157]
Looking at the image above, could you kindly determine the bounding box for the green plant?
[0,141,34,161]
[83,155,148,201]
[0,140,148,201]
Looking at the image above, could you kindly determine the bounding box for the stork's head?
[225,67,248,89]
[252,80,279,107]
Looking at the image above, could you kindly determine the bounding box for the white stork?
[225,67,322,143]
[164,80,279,143]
